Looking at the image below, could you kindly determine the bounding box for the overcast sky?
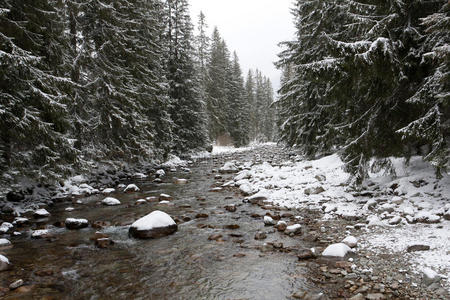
[189,0,295,93]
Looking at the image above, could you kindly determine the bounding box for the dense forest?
[0,0,275,185]
[276,0,449,184]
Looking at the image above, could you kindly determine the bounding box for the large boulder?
[129,211,177,239]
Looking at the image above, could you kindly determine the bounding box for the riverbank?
[0,144,448,299]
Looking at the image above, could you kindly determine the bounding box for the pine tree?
[226,52,249,147]
[398,2,450,177]
[244,70,257,141]
[0,0,76,180]
[277,0,448,183]
[164,0,208,153]
[206,27,229,141]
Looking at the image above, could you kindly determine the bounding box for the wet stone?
[366,293,385,300]
[297,249,316,260]
[224,224,240,230]
[254,232,267,240]
[9,279,24,290]
[195,213,209,219]
[225,205,237,212]
[92,221,111,229]
[208,234,223,241]
[95,238,114,249]
[233,253,246,258]
[407,244,430,252]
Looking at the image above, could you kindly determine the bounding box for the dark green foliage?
[277,0,449,184]
[165,0,208,153]
[0,0,76,180]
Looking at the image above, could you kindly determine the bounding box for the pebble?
[264,216,275,226]
[348,294,364,300]
[225,205,237,212]
[406,244,430,252]
[195,213,209,219]
[297,249,316,260]
[208,234,223,241]
[9,279,24,290]
[254,232,267,240]
[366,293,385,300]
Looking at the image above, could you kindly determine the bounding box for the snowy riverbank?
[226,151,450,292]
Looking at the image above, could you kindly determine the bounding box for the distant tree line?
[0,0,275,184]
[277,0,449,184]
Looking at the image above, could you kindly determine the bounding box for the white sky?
[189,0,295,93]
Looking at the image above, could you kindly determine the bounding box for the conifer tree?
[0,0,76,180]
[206,27,229,140]
[164,0,208,153]
[226,52,249,146]
[277,0,449,183]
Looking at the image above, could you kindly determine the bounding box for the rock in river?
[34,209,50,218]
[0,255,11,271]
[322,243,352,257]
[102,197,121,206]
[129,211,177,239]
[124,184,140,192]
[65,218,89,230]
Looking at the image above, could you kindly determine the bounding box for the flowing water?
[0,149,320,299]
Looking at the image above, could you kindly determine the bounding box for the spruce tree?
[0,0,76,180]
[164,0,208,153]
[206,27,229,141]
[226,52,249,147]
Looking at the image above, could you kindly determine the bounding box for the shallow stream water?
[0,149,320,300]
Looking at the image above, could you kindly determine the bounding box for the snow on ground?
[238,152,450,289]
[192,142,277,159]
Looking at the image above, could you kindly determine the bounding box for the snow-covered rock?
[322,243,352,257]
[124,184,140,192]
[342,236,358,248]
[159,194,172,201]
[239,183,258,196]
[175,178,188,185]
[0,254,11,271]
[285,224,302,235]
[0,239,11,247]
[156,169,166,177]
[0,222,13,234]
[264,216,275,226]
[134,172,147,179]
[65,207,75,212]
[422,268,442,285]
[31,229,50,239]
[413,211,441,224]
[102,197,121,206]
[304,186,325,195]
[367,215,385,227]
[129,211,177,239]
[234,170,251,181]
[219,161,239,174]
[136,199,147,205]
[13,217,29,226]
[388,216,402,225]
[34,209,50,218]
[65,218,89,230]
[102,188,115,194]
[275,220,287,231]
